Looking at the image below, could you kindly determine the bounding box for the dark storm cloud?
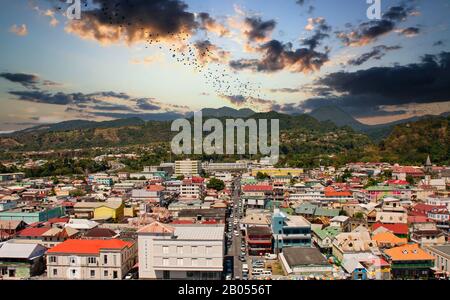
[336,4,416,46]
[270,87,302,93]
[301,18,331,50]
[243,17,277,43]
[348,45,402,66]
[62,0,198,44]
[8,90,88,105]
[291,51,450,117]
[230,39,329,73]
[0,72,40,89]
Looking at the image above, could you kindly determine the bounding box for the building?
[271,209,311,251]
[179,178,205,201]
[175,160,201,177]
[73,200,124,221]
[202,162,248,173]
[0,242,47,279]
[0,173,25,183]
[279,247,333,277]
[246,226,272,256]
[332,229,379,262]
[424,244,450,277]
[46,239,137,280]
[312,226,341,253]
[137,222,224,280]
[0,206,64,224]
[410,222,446,246]
[383,244,434,279]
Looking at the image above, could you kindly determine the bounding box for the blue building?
[271,209,311,251]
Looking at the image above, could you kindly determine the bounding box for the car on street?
[265,253,278,260]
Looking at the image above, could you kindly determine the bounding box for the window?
[49,256,57,263]
[163,258,169,266]
[90,270,95,277]
[88,257,96,264]
[163,246,169,254]
[113,271,118,279]
[53,269,58,276]
[177,258,183,266]
[103,255,108,264]
[104,270,108,277]
[192,258,198,266]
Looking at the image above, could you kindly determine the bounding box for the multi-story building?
[202,162,248,173]
[246,226,273,256]
[271,209,311,251]
[383,244,434,279]
[179,178,205,201]
[46,239,137,280]
[137,222,225,280]
[175,160,201,177]
[424,244,450,276]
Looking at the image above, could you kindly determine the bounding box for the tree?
[176,175,185,180]
[69,189,86,197]
[353,212,365,219]
[256,172,270,180]
[207,178,225,191]
[406,175,415,185]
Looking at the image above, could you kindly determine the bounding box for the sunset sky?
[0,0,449,131]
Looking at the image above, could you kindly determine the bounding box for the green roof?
[312,226,341,240]
[314,207,340,218]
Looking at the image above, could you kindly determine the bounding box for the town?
[0,156,449,281]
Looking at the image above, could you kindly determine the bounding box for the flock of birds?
[57,0,267,102]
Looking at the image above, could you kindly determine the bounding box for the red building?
[246,226,273,256]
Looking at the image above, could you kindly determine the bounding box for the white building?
[137,222,225,280]
[175,160,201,177]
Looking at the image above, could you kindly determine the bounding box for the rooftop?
[282,247,329,266]
[47,239,133,255]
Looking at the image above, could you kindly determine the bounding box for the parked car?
[265,253,277,260]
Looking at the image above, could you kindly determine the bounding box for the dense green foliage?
[207,178,225,191]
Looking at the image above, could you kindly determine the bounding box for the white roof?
[173,225,225,241]
[0,242,47,259]
[65,219,98,230]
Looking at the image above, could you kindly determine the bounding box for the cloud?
[269,87,302,93]
[301,17,331,50]
[297,51,450,117]
[219,94,277,111]
[9,24,28,36]
[136,98,161,111]
[243,16,276,43]
[0,73,39,89]
[335,4,417,47]
[433,40,445,47]
[193,40,230,65]
[347,45,402,66]
[198,12,230,37]
[296,0,314,14]
[63,0,198,45]
[230,39,329,74]
[398,26,420,37]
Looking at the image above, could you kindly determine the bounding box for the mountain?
[380,116,450,164]
[310,105,370,132]
[200,107,256,118]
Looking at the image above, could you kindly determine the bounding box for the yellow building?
[93,201,124,221]
[251,168,304,177]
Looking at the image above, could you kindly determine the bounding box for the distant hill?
[200,107,256,118]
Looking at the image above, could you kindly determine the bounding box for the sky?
[0,0,449,132]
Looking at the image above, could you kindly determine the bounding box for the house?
[46,239,137,280]
[372,223,409,238]
[241,213,271,229]
[0,220,27,240]
[0,242,47,279]
[279,247,333,277]
[137,222,225,280]
[372,232,407,248]
[329,216,350,231]
[65,219,99,232]
[410,222,446,246]
[84,228,118,239]
[375,211,407,224]
[424,244,450,278]
[331,229,379,262]
[73,199,124,221]
[383,244,434,279]
[246,226,272,256]
[312,226,341,253]
[271,209,311,251]
[0,206,64,224]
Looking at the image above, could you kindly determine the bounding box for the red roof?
[407,215,429,224]
[48,239,134,254]
[372,223,408,235]
[386,180,409,185]
[146,185,165,192]
[324,186,352,197]
[392,167,424,175]
[242,185,273,192]
[17,227,51,237]
[171,220,195,224]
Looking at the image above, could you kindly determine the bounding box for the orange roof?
[137,221,175,234]
[324,187,352,197]
[48,239,133,254]
[384,244,434,261]
[146,185,165,192]
[373,232,407,246]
